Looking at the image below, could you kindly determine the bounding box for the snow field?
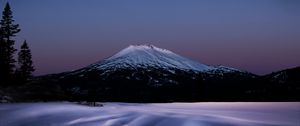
[0,102,299,126]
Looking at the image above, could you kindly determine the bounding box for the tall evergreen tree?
[17,41,34,82]
[0,2,20,85]
[0,27,6,83]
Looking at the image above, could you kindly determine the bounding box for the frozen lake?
[0,102,299,126]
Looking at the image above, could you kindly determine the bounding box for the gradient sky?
[1,0,300,75]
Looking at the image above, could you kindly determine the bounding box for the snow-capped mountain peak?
[93,44,213,71]
[70,44,244,75]
[107,44,174,60]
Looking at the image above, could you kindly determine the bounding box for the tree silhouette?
[16,41,34,83]
[0,27,6,83]
[0,2,20,85]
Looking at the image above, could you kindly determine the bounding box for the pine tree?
[0,27,6,83]
[17,41,34,82]
[0,2,20,85]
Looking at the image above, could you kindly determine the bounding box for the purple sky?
[1,0,300,75]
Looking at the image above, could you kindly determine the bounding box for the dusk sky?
[1,0,300,75]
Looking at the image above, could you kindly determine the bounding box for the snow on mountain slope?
[93,45,212,71]
[81,44,241,73]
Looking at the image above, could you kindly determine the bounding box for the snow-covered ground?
[0,102,299,126]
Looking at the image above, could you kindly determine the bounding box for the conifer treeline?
[0,2,34,86]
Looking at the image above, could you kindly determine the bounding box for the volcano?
[69,44,244,76]
[29,44,261,102]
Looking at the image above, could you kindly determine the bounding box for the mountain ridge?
[71,44,245,76]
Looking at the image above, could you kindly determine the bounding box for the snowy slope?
[0,102,299,126]
[82,44,241,74]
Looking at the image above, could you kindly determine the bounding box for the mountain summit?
[83,44,241,74]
